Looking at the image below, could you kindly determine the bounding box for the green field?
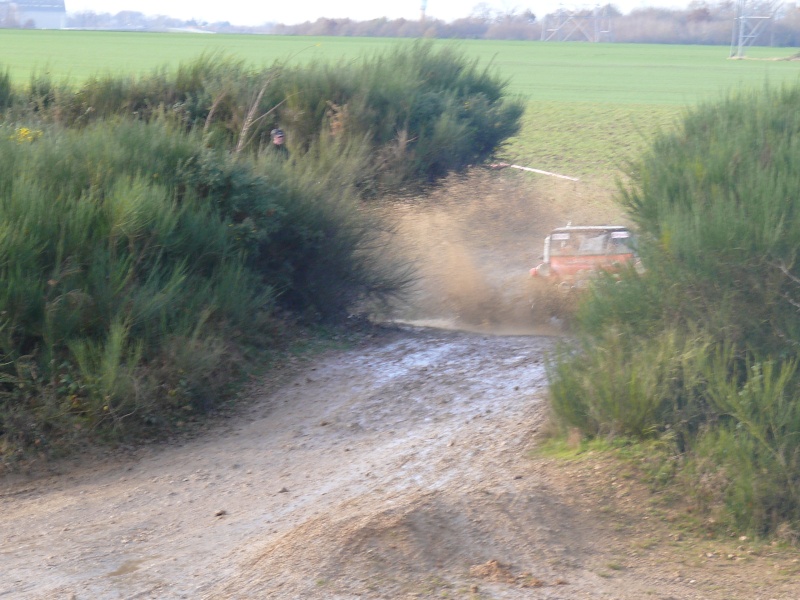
[3,30,800,178]
[2,31,799,101]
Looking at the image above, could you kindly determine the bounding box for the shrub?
[0,43,521,460]
[0,118,411,460]
[547,327,711,442]
[620,84,800,356]
[548,83,800,537]
[692,353,800,534]
[0,43,523,194]
[0,122,257,452]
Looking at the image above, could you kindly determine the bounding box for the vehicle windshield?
[549,230,633,257]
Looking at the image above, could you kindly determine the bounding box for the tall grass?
[548,327,711,440]
[0,68,12,109]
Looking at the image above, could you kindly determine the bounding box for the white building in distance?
[0,0,66,29]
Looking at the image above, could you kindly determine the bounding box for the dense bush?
[0,120,260,455]
[0,43,520,464]
[0,119,409,461]
[8,42,523,193]
[548,84,800,538]
[547,327,710,441]
[620,84,800,356]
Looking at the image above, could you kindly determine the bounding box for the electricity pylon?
[541,5,613,42]
[730,0,783,58]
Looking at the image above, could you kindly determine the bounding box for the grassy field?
[2,32,799,99]
[2,30,800,179]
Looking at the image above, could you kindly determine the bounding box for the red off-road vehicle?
[530,225,638,288]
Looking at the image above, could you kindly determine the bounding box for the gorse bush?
[620,84,800,355]
[0,121,267,452]
[547,327,711,441]
[275,148,414,319]
[0,43,519,463]
[0,118,410,460]
[7,42,523,194]
[699,353,800,533]
[548,84,800,538]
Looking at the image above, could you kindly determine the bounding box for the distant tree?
[486,21,538,39]
[687,1,713,22]
[60,3,800,45]
[449,17,490,38]
[615,8,684,42]
[395,18,425,37]
[307,18,340,35]
[67,11,112,28]
[600,4,623,18]
[0,7,19,28]
[113,11,147,28]
[773,3,800,45]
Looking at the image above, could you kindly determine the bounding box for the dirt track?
[3,170,800,599]
[3,326,800,599]
[2,327,555,599]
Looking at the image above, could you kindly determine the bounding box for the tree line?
[47,2,800,47]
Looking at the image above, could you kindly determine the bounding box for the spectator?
[269,128,289,159]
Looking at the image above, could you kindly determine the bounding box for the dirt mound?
[210,485,590,598]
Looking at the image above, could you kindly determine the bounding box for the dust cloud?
[380,167,623,335]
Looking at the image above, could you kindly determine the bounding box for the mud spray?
[380,167,624,335]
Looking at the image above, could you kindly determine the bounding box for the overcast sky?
[64,1,685,26]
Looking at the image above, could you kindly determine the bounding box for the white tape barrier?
[508,164,580,182]
[489,162,579,182]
